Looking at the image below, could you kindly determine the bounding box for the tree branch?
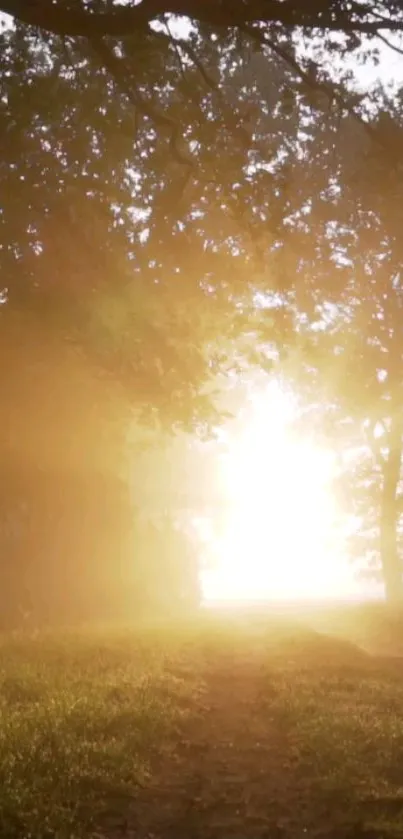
[242,23,403,166]
[1,0,403,39]
[89,35,195,168]
[377,31,403,57]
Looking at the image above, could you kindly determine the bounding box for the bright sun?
[201,382,356,603]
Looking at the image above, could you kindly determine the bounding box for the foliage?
[3,1,403,39]
[3,0,402,424]
[279,85,403,596]
[3,0,403,611]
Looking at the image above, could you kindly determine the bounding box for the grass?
[1,609,403,838]
[258,665,403,833]
[0,628,196,838]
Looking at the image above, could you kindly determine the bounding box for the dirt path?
[140,654,292,838]
[114,646,358,839]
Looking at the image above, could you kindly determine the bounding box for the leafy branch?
[2,0,403,39]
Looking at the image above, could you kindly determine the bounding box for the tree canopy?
[3,0,403,617]
[3,1,403,38]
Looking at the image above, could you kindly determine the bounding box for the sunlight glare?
[202,382,355,602]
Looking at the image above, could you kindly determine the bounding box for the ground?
[2,607,403,839]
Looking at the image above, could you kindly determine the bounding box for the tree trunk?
[380,414,403,603]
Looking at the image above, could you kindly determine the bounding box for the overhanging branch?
[242,23,403,166]
[1,0,403,39]
[89,35,195,168]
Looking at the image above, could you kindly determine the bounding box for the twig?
[377,31,403,57]
[241,23,400,164]
[88,35,195,168]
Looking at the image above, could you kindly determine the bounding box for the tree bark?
[380,413,403,603]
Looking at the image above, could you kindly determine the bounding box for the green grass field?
[2,608,403,839]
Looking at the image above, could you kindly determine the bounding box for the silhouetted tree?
[273,89,403,602]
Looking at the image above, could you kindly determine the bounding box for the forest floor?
[2,606,403,838]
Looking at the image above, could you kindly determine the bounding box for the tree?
[271,85,403,603]
[2,11,319,418]
[1,13,294,624]
[4,1,401,402]
[0,22,221,431]
[3,2,403,40]
[3,0,403,620]
[2,0,403,176]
